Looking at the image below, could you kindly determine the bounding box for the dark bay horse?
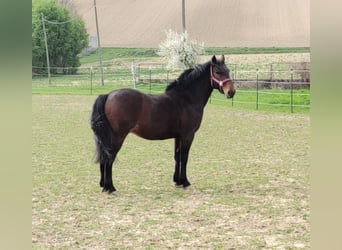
[90,55,235,193]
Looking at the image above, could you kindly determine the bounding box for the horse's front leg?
[173,138,181,185]
[99,163,104,187]
[175,135,194,188]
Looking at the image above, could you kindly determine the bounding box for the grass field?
[32,95,310,249]
[79,47,310,65]
[33,47,310,113]
[32,78,310,114]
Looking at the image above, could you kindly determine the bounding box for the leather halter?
[210,65,232,94]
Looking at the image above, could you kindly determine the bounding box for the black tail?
[90,94,114,163]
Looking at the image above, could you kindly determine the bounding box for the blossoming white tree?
[157,29,204,70]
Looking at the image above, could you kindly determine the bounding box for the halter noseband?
[210,65,232,94]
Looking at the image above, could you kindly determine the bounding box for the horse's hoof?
[106,187,116,193]
[102,189,116,194]
[102,186,116,193]
[175,181,191,189]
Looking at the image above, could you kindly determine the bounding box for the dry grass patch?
[32,95,309,249]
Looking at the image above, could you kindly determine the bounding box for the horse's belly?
[130,123,176,140]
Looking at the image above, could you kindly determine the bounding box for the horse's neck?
[192,75,213,108]
[166,73,213,109]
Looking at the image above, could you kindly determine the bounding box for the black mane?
[165,61,211,92]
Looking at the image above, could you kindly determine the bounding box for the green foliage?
[32,0,88,74]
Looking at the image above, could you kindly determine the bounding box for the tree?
[32,0,88,74]
[157,29,204,70]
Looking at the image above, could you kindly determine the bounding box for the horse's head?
[210,55,235,99]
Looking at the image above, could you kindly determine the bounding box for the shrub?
[32,0,89,74]
[157,29,204,70]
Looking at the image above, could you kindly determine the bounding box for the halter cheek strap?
[210,65,232,94]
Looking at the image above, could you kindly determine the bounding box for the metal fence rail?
[32,63,310,113]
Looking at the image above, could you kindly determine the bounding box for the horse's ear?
[221,54,225,64]
[211,55,217,64]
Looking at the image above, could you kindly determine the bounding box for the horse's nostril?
[228,90,235,98]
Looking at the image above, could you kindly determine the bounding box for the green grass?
[80,47,158,65]
[32,95,310,249]
[229,88,310,113]
[32,76,310,113]
[80,47,310,65]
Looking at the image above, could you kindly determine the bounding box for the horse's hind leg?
[100,163,104,187]
[102,156,116,193]
[102,134,126,193]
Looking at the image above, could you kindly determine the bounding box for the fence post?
[41,13,51,85]
[149,67,152,94]
[256,69,259,110]
[290,69,294,113]
[131,60,137,89]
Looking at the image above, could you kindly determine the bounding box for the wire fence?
[32,62,310,113]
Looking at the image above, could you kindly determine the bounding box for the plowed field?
[70,0,310,47]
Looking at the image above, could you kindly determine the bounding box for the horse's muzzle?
[226,90,235,99]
